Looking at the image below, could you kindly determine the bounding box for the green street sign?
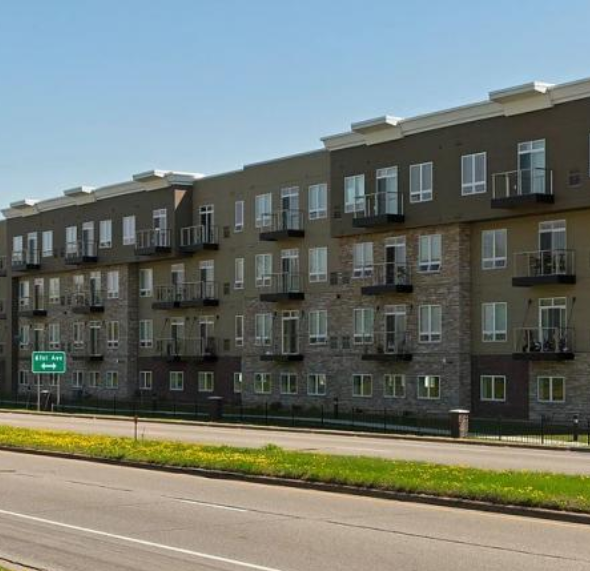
[31,351,67,375]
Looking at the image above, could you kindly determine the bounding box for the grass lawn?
[0,425,589,513]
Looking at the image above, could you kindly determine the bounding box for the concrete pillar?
[449,409,470,439]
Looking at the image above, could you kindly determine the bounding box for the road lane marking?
[174,498,248,513]
[0,508,285,571]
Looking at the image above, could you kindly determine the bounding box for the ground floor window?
[280,373,297,395]
[254,373,271,394]
[417,375,440,400]
[307,374,327,396]
[352,374,372,397]
[198,371,214,393]
[105,371,119,389]
[480,375,506,402]
[233,372,243,394]
[537,376,565,403]
[72,371,84,389]
[384,374,405,398]
[139,371,153,391]
[18,370,28,387]
[87,371,99,388]
[170,371,184,391]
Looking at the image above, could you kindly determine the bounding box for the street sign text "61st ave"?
[31,351,67,375]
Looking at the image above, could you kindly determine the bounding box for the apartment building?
[3,77,590,420]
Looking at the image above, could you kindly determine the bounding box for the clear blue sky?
[1,0,590,206]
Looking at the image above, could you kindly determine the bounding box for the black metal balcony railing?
[12,248,41,271]
[491,168,554,208]
[153,282,219,309]
[360,331,413,361]
[259,272,304,302]
[154,337,217,362]
[65,240,99,265]
[179,225,219,252]
[72,335,105,361]
[353,191,404,228]
[259,335,304,362]
[361,262,412,295]
[513,327,574,361]
[135,229,172,256]
[18,296,47,317]
[71,289,105,313]
[512,249,576,286]
[259,210,305,241]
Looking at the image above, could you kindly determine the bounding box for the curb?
[2,409,590,454]
[1,445,589,527]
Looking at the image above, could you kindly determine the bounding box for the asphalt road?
[0,451,589,571]
[1,411,589,475]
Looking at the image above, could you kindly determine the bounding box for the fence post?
[351,407,355,429]
[497,416,502,441]
[240,402,244,422]
[113,395,117,416]
[194,401,199,420]
[321,405,324,428]
[383,408,387,432]
[449,409,470,439]
[541,416,545,445]
[573,414,579,443]
[265,402,268,425]
[173,397,177,418]
[291,405,295,427]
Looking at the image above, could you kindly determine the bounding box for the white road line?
[0,508,285,571]
[175,498,248,513]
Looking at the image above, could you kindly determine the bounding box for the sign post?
[31,352,67,411]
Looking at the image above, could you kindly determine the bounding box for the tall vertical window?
[344,175,365,213]
[170,372,184,391]
[42,231,53,258]
[99,220,112,248]
[417,375,441,399]
[419,305,442,342]
[122,215,136,246]
[482,229,507,269]
[234,257,245,290]
[418,234,441,272]
[233,372,243,394]
[235,200,244,232]
[139,269,153,297]
[255,194,272,228]
[254,373,271,394]
[353,308,374,344]
[280,373,298,395]
[107,271,119,299]
[139,320,153,348]
[309,247,328,282]
[235,315,244,347]
[72,322,85,347]
[352,242,373,278]
[48,323,60,349]
[352,374,372,397]
[307,374,327,396]
[254,313,272,346]
[107,321,120,348]
[410,162,433,203]
[309,310,328,345]
[461,152,487,195]
[198,371,214,392]
[482,302,507,342]
[87,371,99,388]
[255,254,272,287]
[308,183,327,219]
[139,371,153,391]
[72,371,84,389]
[480,375,506,402]
[65,226,77,254]
[48,278,60,304]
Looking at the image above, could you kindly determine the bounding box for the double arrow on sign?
[40,363,57,371]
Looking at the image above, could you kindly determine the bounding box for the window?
[482,229,507,270]
[198,371,214,392]
[255,254,272,287]
[538,376,565,403]
[105,371,119,389]
[235,315,244,347]
[72,371,84,389]
[352,242,373,278]
[254,373,271,394]
[65,226,77,254]
[482,302,507,342]
[107,271,119,299]
[139,320,153,349]
[122,215,136,246]
[344,175,365,213]
[418,235,441,272]
[309,247,328,282]
[418,375,441,399]
[410,162,433,203]
[49,278,60,304]
[307,374,327,396]
[255,193,272,228]
[72,322,85,347]
[352,374,372,397]
[461,152,487,195]
[139,371,153,391]
[42,231,53,258]
[254,313,272,346]
[419,305,442,342]
[280,373,297,395]
[18,371,28,387]
[233,372,243,394]
[107,321,120,349]
[170,371,184,391]
[234,258,244,290]
[384,374,406,398]
[353,308,374,344]
[87,371,99,388]
[99,220,112,249]
[18,280,30,307]
[480,375,506,402]
[139,269,153,297]
[19,324,30,349]
[48,323,60,349]
[309,310,328,345]
[308,183,327,220]
[234,200,244,232]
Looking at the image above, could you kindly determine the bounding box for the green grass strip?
[0,425,589,513]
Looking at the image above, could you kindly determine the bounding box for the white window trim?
[352,373,373,398]
[537,376,566,403]
[417,375,441,400]
[418,234,442,273]
[419,305,442,343]
[480,375,506,402]
[481,229,507,270]
[409,162,433,203]
[308,183,328,220]
[461,152,487,196]
[482,302,507,343]
[384,374,406,399]
[307,373,327,396]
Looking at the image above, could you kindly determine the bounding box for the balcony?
[153,337,218,363]
[65,240,99,265]
[512,250,575,287]
[72,337,105,361]
[12,249,40,272]
[259,210,305,241]
[513,327,574,361]
[153,282,219,310]
[0,256,7,277]
[71,290,105,314]
[18,297,47,318]
[361,263,412,295]
[352,191,404,228]
[491,168,553,208]
[259,337,304,362]
[179,225,219,253]
[135,229,172,256]
[360,332,413,362]
[259,273,304,302]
